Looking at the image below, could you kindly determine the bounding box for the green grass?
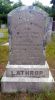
[46,34,55,69]
[0,46,9,66]
[0,91,55,100]
[0,28,9,76]
[0,45,9,77]
[0,28,8,44]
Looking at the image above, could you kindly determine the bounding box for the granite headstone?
[1,6,54,92]
[8,6,49,65]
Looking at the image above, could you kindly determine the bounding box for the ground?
[0,28,55,100]
[0,91,55,100]
[0,28,8,44]
[0,28,9,77]
[46,34,55,78]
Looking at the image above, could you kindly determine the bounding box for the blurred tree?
[51,0,55,18]
[51,0,55,5]
[33,1,52,16]
[0,0,13,24]
[13,0,23,9]
[33,1,44,9]
[51,0,55,31]
[0,0,23,24]
[0,0,13,14]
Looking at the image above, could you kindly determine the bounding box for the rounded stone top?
[8,6,48,17]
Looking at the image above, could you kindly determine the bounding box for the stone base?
[6,62,49,78]
[1,62,54,92]
[1,69,54,92]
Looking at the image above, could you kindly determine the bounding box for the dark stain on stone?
[29,11,31,13]
[19,17,21,19]
[24,48,26,51]
[30,22,32,25]
[17,32,20,34]
[27,27,30,30]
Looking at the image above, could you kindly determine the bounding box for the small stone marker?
[0,33,4,38]
[1,6,54,92]
[1,24,6,29]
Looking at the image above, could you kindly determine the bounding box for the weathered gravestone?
[1,6,54,92]
[0,33,4,38]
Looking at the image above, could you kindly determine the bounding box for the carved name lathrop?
[11,70,45,78]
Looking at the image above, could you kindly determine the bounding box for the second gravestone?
[1,6,54,92]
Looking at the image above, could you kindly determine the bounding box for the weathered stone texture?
[8,6,50,65]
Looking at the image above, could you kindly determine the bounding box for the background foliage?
[0,0,55,25]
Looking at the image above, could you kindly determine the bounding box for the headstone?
[1,6,54,92]
[44,17,53,42]
[52,21,55,31]
[9,7,45,65]
[1,24,6,29]
[0,32,4,38]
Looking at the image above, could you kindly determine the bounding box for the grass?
[0,28,8,44]
[0,91,55,100]
[0,46,9,77]
[0,28,9,77]
[46,34,55,69]
[0,46,9,66]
